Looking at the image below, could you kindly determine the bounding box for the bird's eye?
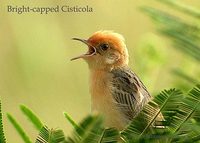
[100,43,109,51]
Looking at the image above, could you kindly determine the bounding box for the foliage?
[7,113,32,143]
[20,105,43,131]
[142,2,200,62]
[172,69,199,85]
[141,0,200,86]
[121,85,200,143]
[35,126,65,143]
[0,99,6,143]
[0,84,198,143]
[64,112,119,143]
[6,104,44,143]
[121,89,183,141]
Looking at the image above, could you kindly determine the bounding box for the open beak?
[71,38,97,61]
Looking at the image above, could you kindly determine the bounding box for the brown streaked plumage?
[71,31,159,130]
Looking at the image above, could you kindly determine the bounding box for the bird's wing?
[110,66,151,121]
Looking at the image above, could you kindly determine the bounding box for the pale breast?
[89,70,127,130]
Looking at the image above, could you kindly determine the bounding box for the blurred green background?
[1,0,200,142]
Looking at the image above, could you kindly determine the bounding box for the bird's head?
[71,31,129,70]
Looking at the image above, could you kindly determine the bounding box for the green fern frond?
[20,105,43,131]
[63,112,80,132]
[79,115,103,143]
[192,104,200,125]
[65,114,103,143]
[169,85,200,142]
[65,113,119,143]
[121,89,183,142]
[35,126,49,143]
[64,112,82,142]
[141,6,200,62]
[7,113,32,143]
[35,126,65,143]
[97,128,119,143]
[81,127,119,143]
[190,134,200,143]
[158,0,200,18]
[172,69,199,85]
[172,85,200,133]
[0,99,6,143]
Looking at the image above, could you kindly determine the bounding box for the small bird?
[71,31,152,130]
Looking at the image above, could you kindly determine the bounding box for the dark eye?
[100,43,109,51]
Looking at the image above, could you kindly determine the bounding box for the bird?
[71,31,153,130]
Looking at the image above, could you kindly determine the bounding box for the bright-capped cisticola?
[71,31,152,130]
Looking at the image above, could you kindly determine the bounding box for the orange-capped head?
[71,31,129,70]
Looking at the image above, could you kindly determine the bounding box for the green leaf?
[7,113,32,143]
[63,112,82,142]
[20,105,43,131]
[0,99,6,143]
[63,112,80,132]
[35,126,65,143]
